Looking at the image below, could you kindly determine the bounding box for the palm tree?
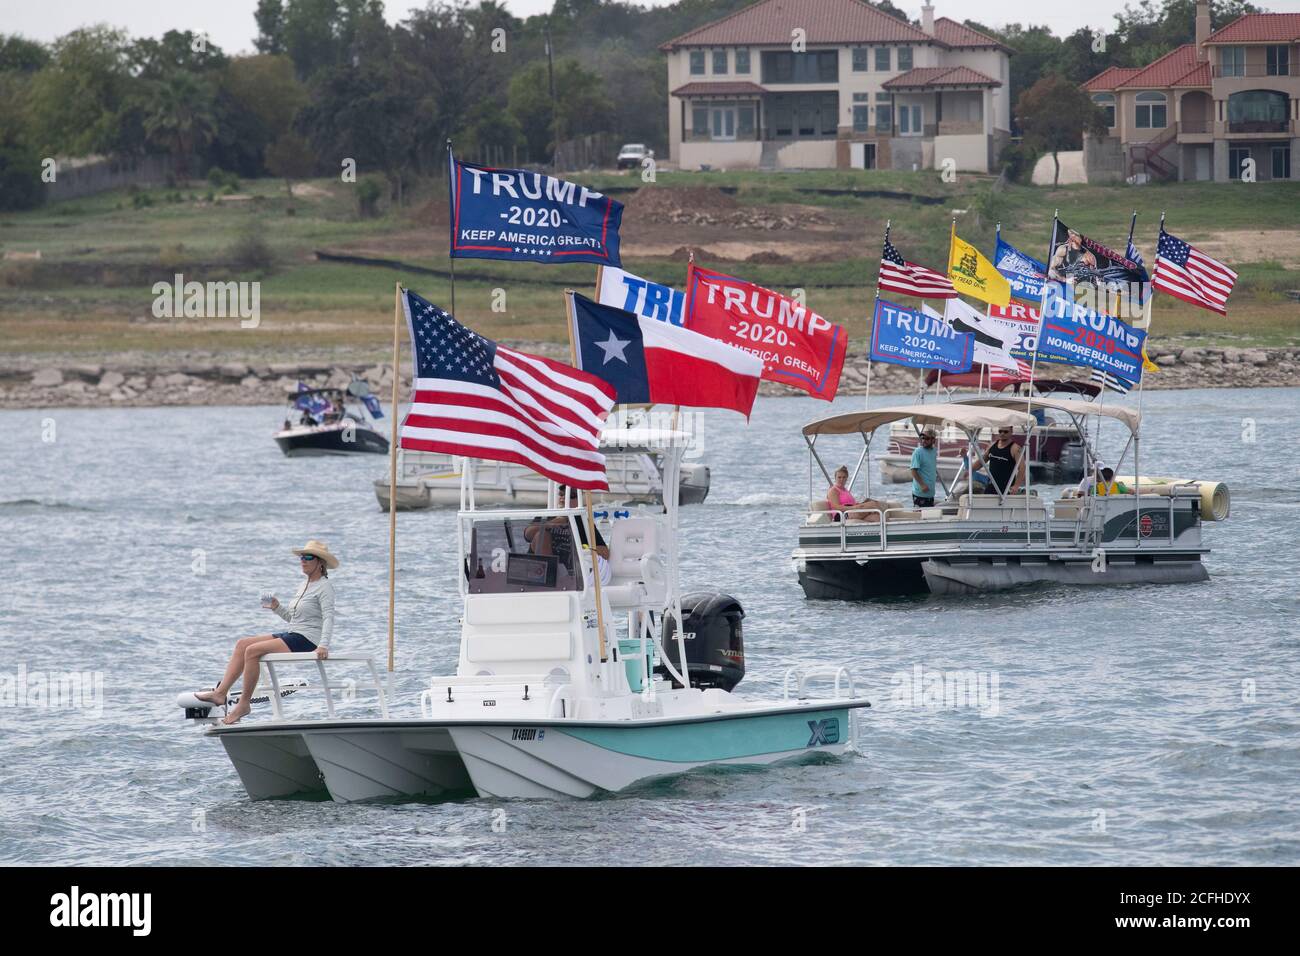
[142,71,217,180]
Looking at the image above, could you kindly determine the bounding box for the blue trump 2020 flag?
[448,156,622,266]
[994,236,1048,304]
[870,298,973,373]
[1036,291,1146,383]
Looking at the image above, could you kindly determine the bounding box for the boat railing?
[261,652,390,720]
[783,665,858,702]
[782,665,863,750]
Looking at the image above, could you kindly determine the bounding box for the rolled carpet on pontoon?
[1115,477,1230,521]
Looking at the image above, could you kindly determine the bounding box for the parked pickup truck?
[617,143,653,170]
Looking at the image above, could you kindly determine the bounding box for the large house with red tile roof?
[660,0,1012,172]
[1083,1,1298,183]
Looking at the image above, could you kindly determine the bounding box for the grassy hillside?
[2,170,1297,364]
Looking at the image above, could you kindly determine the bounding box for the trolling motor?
[175,682,308,724]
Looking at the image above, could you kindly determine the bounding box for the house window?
[712,49,727,74]
[767,92,839,138]
[876,92,892,132]
[899,103,922,134]
[853,106,871,132]
[1272,145,1291,180]
[1266,45,1290,76]
[1135,91,1167,129]
[875,47,891,71]
[689,50,705,75]
[852,48,869,72]
[898,47,912,71]
[1220,46,1245,77]
[737,105,755,137]
[1228,90,1288,132]
[735,49,750,74]
[711,107,736,140]
[1228,146,1251,180]
[1092,92,1116,128]
[761,50,838,84]
[691,107,709,137]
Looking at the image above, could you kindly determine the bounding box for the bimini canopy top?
[802,402,1038,437]
[959,397,1141,434]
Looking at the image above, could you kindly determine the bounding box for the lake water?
[1,389,1297,866]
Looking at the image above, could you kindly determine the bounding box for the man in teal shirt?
[910,427,939,507]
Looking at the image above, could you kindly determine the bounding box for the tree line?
[0,0,1263,210]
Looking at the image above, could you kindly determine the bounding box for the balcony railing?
[936,120,984,135]
[1178,119,1212,134]
[1226,118,1293,134]
[1211,63,1298,78]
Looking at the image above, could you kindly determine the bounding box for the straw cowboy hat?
[292,539,339,569]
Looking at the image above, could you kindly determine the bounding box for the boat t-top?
[275,378,389,457]
[793,398,1229,599]
[188,431,868,801]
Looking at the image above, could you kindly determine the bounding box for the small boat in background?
[374,411,711,510]
[275,379,389,457]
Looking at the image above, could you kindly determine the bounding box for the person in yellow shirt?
[1093,467,1130,496]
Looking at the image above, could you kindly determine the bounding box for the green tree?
[508,58,613,162]
[142,70,218,178]
[1116,0,1260,66]
[0,35,49,72]
[25,27,141,156]
[265,130,316,198]
[298,59,416,203]
[213,53,307,174]
[1016,74,1109,186]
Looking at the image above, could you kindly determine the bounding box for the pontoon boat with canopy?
[793,401,1227,599]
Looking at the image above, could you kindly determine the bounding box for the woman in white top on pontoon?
[194,539,337,725]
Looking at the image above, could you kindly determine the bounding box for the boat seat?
[1052,498,1089,521]
[957,493,1049,521]
[602,517,667,609]
[807,500,832,524]
[462,592,576,665]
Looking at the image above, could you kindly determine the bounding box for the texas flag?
[566,292,761,416]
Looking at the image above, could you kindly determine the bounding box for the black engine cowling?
[657,591,744,692]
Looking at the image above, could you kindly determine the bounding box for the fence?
[46,154,176,201]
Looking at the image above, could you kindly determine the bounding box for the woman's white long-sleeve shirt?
[273,577,336,649]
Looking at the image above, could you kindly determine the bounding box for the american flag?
[1152,228,1237,316]
[1089,368,1133,394]
[987,359,1032,388]
[398,290,616,490]
[879,237,957,299]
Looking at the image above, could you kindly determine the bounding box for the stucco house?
[1083,1,1298,182]
[660,0,1012,172]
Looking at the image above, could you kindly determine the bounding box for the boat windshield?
[465,515,585,594]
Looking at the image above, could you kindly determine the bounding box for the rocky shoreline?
[2,344,1298,410]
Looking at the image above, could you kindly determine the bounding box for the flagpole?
[1026,209,1059,423]
[447,139,458,317]
[868,220,891,410]
[386,282,402,673]
[563,289,609,664]
[866,290,877,408]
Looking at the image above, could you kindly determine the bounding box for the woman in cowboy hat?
[195,539,338,725]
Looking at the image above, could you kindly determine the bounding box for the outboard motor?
[1059,441,1087,483]
[657,591,744,692]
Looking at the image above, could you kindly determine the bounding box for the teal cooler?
[617,638,654,692]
